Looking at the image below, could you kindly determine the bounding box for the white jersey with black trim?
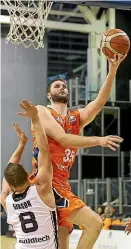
[6,185,59,249]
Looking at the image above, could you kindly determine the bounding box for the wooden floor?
[1,236,16,249]
[0,236,75,249]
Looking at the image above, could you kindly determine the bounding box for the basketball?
[101,29,130,59]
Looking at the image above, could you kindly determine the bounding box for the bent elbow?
[57,134,78,148]
[57,135,70,148]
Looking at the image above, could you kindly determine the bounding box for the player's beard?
[50,92,69,104]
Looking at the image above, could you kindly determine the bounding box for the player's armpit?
[35,173,51,191]
[37,184,55,208]
[35,173,55,208]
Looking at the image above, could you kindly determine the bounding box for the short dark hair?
[4,163,28,188]
[47,78,67,93]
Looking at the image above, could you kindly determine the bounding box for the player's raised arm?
[8,123,28,164]
[78,54,127,129]
[1,123,28,210]
[36,105,123,151]
[18,100,52,192]
[31,114,52,190]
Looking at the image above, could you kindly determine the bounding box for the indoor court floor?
[1,236,16,249]
[0,236,75,249]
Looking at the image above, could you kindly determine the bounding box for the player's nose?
[60,85,64,90]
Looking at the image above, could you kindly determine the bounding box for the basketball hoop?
[3,0,53,49]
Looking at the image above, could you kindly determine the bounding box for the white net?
[3,0,53,49]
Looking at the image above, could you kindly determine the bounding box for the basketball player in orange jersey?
[1,55,125,249]
[29,54,126,249]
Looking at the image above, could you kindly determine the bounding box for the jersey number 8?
[19,211,38,233]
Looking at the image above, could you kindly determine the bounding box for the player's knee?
[84,212,102,233]
[93,213,103,233]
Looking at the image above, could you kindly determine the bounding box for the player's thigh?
[58,226,69,249]
[67,206,102,228]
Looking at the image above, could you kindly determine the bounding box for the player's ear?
[47,92,51,101]
[10,185,15,192]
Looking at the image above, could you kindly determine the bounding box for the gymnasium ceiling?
[1,1,131,78]
[47,3,104,78]
[0,1,106,79]
[46,2,131,78]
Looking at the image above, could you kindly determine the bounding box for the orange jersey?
[47,107,80,180]
[31,107,86,233]
[32,107,80,181]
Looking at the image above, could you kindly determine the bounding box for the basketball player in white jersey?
[1,100,58,249]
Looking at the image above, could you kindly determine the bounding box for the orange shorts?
[53,178,86,233]
[29,173,85,233]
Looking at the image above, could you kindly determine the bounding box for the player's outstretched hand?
[17,100,38,119]
[99,135,123,151]
[13,122,28,144]
[125,220,131,235]
[108,53,127,72]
